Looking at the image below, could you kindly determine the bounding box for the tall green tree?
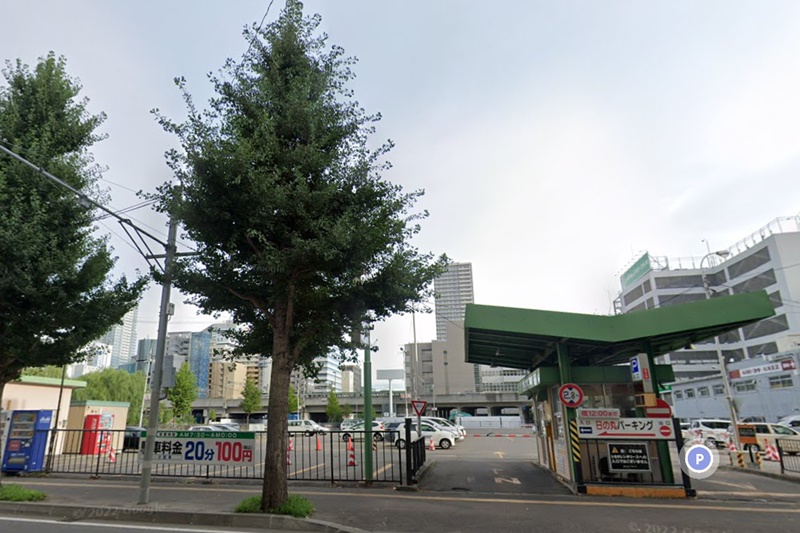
[325,389,343,424]
[152,1,446,509]
[0,53,146,483]
[240,376,262,424]
[167,362,198,420]
[22,366,65,379]
[72,368,146,426]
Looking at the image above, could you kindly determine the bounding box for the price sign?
[142,430,255,465]
[558,383,584,408]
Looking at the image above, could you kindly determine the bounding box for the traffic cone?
[287,450,292,465]
[765,444,780,462]
[728,440,737,453]
[347,437,357,467]
[288,437,294,452]
[316,435,322,452]
[428,437,435,451]
[107,446,116,463]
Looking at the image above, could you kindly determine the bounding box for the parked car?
[123,426,144,452]
[423,416,466,439]
[342,420,385,442]
[398,421,456,450]
[680,422,691,441]
[188,425,227,432]
[778,415,800,429]
[211,423,240,432]
[340,419,363,431]
[690,419,732,448]
[288,419,329,436]
[745,423,800,453]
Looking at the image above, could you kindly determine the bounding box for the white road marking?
[0,516,253,532]
[494,477,521,485]
[494,451,505,459]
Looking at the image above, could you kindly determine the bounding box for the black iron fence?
[776,438,800,475]
[33,427,423,485]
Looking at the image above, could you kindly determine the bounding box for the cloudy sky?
[3,1,800,382]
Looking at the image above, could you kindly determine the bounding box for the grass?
[0,484,47,502]
[235,494,314,518]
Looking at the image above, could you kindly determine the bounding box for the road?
[6,432,800,532]
[0,516,298,533]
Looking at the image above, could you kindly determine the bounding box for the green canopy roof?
[465,291,774,371]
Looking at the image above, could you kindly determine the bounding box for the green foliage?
[240,376,262,423]
[235,494,314,517]
[151,0,447,509]
[167,362,198,419]
[343,403,352,419]
[22,366,65,379]
[72,368,146,425]
[0,53,147,386]
[325,389,343,423]
[208,409,217,422]
[288,385,299,414]
[0,484,47,501]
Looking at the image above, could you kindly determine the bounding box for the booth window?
[698,386,710,397]
[673,390,683,400]
[712,384,725,395]
[685,389,695,399]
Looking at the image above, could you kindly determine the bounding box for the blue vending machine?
[1,410,53,473]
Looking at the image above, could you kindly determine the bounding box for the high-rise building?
[99,305,139,368]
[340,362,362,393]
[434,262,474,341]
[615,215,800,382]
[164,332,192,388]
[135,339,157,373]
[308,353,343,393]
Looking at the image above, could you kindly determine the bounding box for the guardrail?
[34,428,420,484]
[776,438,800,475]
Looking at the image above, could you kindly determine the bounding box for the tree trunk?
[0,379,6,487]
[261,321,292,511]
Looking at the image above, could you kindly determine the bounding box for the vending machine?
[1,410,53,473]
[80,413,114,455]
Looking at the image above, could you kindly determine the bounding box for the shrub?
[235,494,314,518]
[0,484,47,502]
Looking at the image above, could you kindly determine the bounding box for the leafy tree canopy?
[167,362,198,419]
[72,368,146,426]
[151,0,446,509]
[0,54,146,478]
[240,376,262,423]
[325,389,342,424]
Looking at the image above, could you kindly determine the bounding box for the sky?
[3,1,800,384]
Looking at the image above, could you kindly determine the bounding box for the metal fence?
[776,438,800,475]
[36,428,421,485]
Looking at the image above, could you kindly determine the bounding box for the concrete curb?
[718,465,800,485]
[0,501,371,533]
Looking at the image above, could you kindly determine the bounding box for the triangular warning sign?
[612,447,619,453]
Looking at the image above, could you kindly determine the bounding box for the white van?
[287,419,329,436]
[690,419,731,448]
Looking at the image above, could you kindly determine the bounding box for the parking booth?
[465,291,774,498]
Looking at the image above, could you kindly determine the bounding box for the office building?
[434,262,474,341]
[340,362,362,393]
[615,215,800,381]
[99,305,139,368]
[308,353,343,393]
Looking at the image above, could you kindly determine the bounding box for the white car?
[396,421,456,449]
[423,416,466,440]
[690,419,732,448]
[746,423,800,453]
[287,419,329,436]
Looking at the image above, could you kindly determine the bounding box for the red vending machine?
[80,413,114,455]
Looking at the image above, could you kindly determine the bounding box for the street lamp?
[700,250,740,449]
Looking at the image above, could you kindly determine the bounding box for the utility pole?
[363,327,373,484]
[138,215,177,505]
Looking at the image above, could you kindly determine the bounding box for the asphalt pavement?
[3,433,800,532]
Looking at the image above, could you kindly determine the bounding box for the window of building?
[734,380,757,393]
[698,386,710,397]
[713,385,725,395]
[685,389,695,398]
[769,374,793,389]
[673,390,683,400]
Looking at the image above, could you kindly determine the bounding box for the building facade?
[340,362,362,393]
[668,351,799,422]
[615,215,800,382]
[99,305,138,368]
[434,262,475,341]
